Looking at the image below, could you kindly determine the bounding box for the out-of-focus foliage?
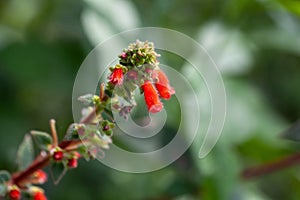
[276,0,300,16]
[0,0,300,199]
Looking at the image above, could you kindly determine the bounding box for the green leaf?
[77,145,90,161]
[0,184,6,197]
[30,130,52,150]
[281,120,300,141]
[16,134,34,171]
[50,162,67,185]
[0,170,11,184]
[0,170,10,197]
[78,94,95,105]
[0,170,10,196]
[64,124,80,140]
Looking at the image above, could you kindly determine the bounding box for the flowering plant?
[0,40,175,200]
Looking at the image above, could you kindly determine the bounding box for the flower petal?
[142,81,163,113]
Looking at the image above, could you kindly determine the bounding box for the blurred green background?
[1,0,300,199]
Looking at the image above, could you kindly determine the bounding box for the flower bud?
[109,67,124,85]
[33,191,47,200]
[120,52,127,59]
[67,158,78,168]
[9,188,21,200]
[52,150,64,161]
[102,125,110,131]
[31,169,47,184]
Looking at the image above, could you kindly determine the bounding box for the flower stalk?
[241,152,300,179]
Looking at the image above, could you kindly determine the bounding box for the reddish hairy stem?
[61,140,88,152]
[12,153,50,187]
[58,140,83,149]
[241,152,300,179]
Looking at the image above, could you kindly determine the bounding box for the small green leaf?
[0,183,6,197]
[64,124,80,140]
[50,162,67,185]
[0,170,11,184]
[77,145,90,161]
[78,94,95,105]
[17,134,34,170]
[0,170,10,195]
[30,130,52,150]
[282,120,300,141]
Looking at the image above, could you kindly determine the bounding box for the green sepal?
[100,120,115,136]
[77,145,90,161]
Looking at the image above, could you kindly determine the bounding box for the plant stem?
[241,152,300,179]
[12,153,50,187]
[50,119,58,147]
[100,83,105,101]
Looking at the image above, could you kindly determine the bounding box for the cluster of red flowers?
[8,170,48,200]
[52,148,81,168]
[6,148,81,200]
[109,67,175,113]
[141,69,176,113]
[107,40,175,115]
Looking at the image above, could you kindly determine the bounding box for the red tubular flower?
[109,68,124,85]
[121,52,127,59]
[31,170,47,184]
[141,81,163,113]
[9,188,21,200]
[33,191,47,200]
[153,69,175,100]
